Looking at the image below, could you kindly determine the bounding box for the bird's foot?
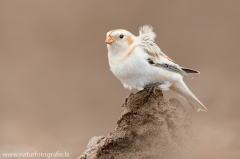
[144,82,162,98]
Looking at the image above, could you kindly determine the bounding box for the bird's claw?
[144,82,162,98]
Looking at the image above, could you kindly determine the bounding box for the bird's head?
[105,29,136,52]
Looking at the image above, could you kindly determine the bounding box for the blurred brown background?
[0,0,239,159]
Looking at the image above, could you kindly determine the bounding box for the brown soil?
[78,88,192,159]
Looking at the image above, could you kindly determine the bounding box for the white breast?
[108,46,182,90]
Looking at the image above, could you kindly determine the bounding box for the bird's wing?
[138,25,199,78]
[141,43,176,63]
[142,44,199,79]
[138,25,176,63]
[146,55,193,78]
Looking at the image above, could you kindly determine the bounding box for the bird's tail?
[171,80,207,112]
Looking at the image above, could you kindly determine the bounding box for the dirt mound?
[78,88,192,159]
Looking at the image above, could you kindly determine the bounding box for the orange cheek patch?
[126,38,134,46]
[121,45,137,61]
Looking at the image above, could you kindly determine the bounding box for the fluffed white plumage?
[106,25,207,112]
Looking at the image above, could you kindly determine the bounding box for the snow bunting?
[106,25,207,112]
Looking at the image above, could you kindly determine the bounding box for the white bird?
[106,25,207,112]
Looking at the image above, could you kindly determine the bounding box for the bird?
[105,25,207,112]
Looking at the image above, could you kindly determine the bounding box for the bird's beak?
[105,37,114,44]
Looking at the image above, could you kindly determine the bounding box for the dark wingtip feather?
[182,68,200,74]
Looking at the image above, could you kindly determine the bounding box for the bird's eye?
[119,35,124,39]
